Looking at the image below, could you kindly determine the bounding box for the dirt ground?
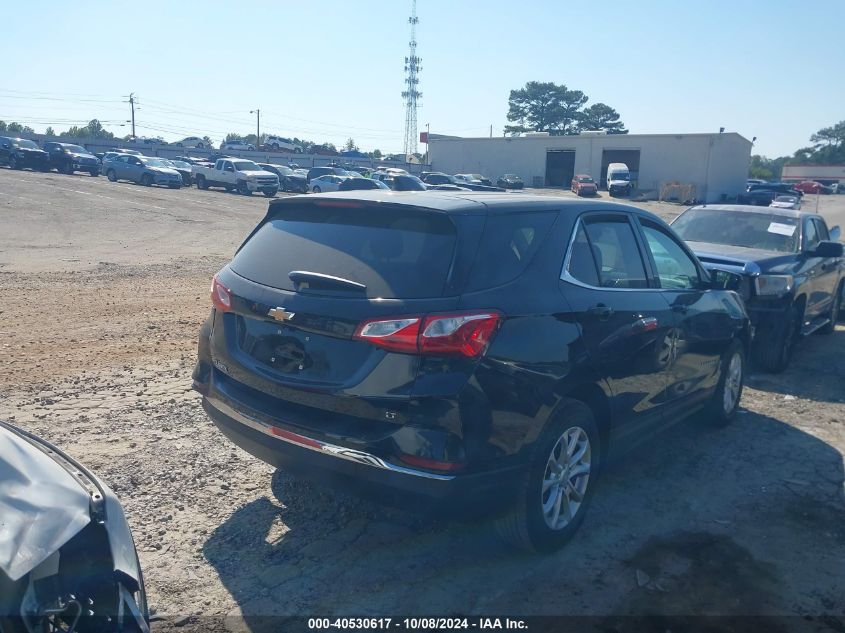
[1,168,843,632]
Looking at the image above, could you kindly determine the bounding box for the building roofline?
[430,132,752,143]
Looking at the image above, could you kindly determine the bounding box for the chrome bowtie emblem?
[268,307,295,322]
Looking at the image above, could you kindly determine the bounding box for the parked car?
[672,204,843,372]
[338,177,389,191]
[0,419,149,631]
[737,189,782,206]
[309,174,348,193]
[162,158,194,186]
[264,135,303,153]
[221,140,256,151]
[497,174,524,189]
[127,137,165,146]
[258,163,308,193]
[391,174,427,191]
[0,136,49,171]
[193,192,750,552]
[794,180,833,195]
[193,158,279,196]
[769,195,801,210]
[422,172,457,185]
[571,174,598,196]
[306,166,349,182]
[105,154,182,188]
[427,184,471,191]
[175,136,209,149]
[42,142,100,176]
[468,173,493,186]
[747,182,802,196]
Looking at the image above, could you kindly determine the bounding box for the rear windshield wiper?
[289,270,367,293]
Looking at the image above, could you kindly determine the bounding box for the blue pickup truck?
[671,204,843,372]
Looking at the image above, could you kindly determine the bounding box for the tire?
[753,305,800,373]
[140,173,153,187]
[107,169,117,182]
[312,186,321,193]
[819,282,843,334]
[196,175,207,190]
[62,163,74,175]
[237,181,251,196]
[495,399,600,552]
[169,184,181,189]
[263,188,278,198]
[89,170,99,177]
[700,339,745,426]
[8,155,19,170]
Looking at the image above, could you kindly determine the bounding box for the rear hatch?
[209,197,485,435]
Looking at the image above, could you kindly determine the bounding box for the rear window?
[464,212,557,292]
[230,205,457,299]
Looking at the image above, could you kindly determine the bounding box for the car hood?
[0,424,93,580]
[0,421,142,584]
[687,240,798,274]
[241,170,276,177]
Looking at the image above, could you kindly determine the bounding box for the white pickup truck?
[193,158,279,196]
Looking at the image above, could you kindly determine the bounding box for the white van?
[264,135,303,153]
[606,162,631,196]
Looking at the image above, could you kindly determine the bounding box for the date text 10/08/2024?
[307,618,528,630]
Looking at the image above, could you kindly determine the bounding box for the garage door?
[600,150,641,188]
[545,150,576,187]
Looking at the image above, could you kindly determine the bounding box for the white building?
[428,132,752,203]
[782,164,845,184]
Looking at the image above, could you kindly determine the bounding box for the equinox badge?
[268,307,295,322]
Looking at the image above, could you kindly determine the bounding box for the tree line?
[750,120,845,180]
[505,81,628,136]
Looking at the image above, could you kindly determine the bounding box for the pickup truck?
[671,204,844,372]
[193,158,279,196]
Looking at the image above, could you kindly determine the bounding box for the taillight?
[353,312,502,358]
[210,274,232,312]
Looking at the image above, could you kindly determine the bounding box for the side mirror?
[709,268,743,291]
[829,226,841,242]
[811,240,844,258]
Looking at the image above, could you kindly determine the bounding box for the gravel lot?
[1,167,843,632]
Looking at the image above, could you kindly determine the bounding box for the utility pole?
[250,109,260,146]
[490,124,493,138]
[128,93,136,138]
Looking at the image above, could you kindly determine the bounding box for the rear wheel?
[8,155,19,169]
[196,174,207,189]
[495,400,599,552]
[89,169,99,177]
[700,339,745,426]
[754,305,799,373]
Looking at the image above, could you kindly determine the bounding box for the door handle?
[588,304,614,320]
[672,305,689,314]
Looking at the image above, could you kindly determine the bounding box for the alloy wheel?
[541,426,591,530]
[723,351,743,413]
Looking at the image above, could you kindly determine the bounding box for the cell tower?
[402,0,422,157]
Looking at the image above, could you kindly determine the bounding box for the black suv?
[0,136,49,171]
[193,192,750,551]
[42,142,100,176]
[672,204,844,372]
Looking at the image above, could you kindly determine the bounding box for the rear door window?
[230,205,458,299]
[580,216,648,289]
[464,212,557,291]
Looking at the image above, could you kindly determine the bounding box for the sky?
[1,0,842,157]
